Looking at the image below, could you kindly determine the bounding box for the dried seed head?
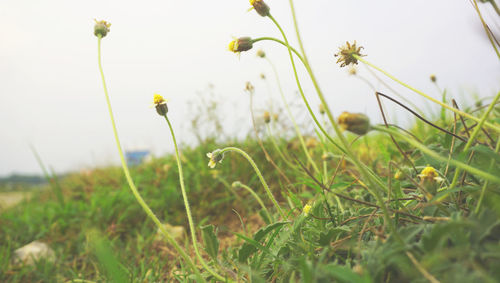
[338,111,371,135]
[228,37,253,53]
[334,41,365,68]
[263,111,271,123]
[430,74,437,83]
[153,94,168,116]
[94,19,111,38]
[249,0,270,17]
[245,81,255,93]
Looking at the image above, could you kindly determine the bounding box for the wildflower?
[263,111,271,124]
[260,73,266,80]
[94,19,111,38]
[334,41,365,67]
[245,81,255,93]
[319,104,325,115]
[249,0,270,17]
[152,94,168,116]
[337,111,371,135]
[418,166,443,195]
[228,37,253,53]
[303,204,312,216]
[206,149,224,169]
[256,49,266,58]
[272,113,279,122]
[394,170,402,180]
[430,74,437,83]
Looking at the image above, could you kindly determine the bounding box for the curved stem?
[355,55,500,133]
[252,37,306,65]
[266,15,345,154]
[265,57,320,175]
[164,116,229,282]
[449,90,500,189]
[265,123,297,169]
[219,146,287,220]
[97,37,203,282]
[373,125,500,184]
[267,14,398,240]
[238,183,273,223]
[475,138,500,213]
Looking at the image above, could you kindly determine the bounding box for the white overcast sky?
[0,0,499,176]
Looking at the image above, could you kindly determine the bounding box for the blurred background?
[1,0,499,177]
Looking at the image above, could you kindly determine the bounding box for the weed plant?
[1,1,500,282]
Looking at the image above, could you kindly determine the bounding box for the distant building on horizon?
[125,150,150,166]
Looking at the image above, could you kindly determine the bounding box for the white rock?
[13,241,55,265]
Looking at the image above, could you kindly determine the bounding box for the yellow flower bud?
[249,0,270,17]
[337,112,371,135]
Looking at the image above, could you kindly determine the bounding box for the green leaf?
[238,221,289,262]
[200,224,219,260]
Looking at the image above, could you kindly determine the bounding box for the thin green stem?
[473,0,500,59]
[475,138,500,213]
[265,123,297,169]
[238,183,273,223]
[267,14,398,240]
[264,57,320,175]
[219,146,287,220]
[449,91,500,189]
[355,55,500,133]
[163,116,229,282]
[252,37,306,65]
[96,36,203,282]
[373,125,500,184]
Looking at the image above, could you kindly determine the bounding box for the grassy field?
[2,1,500,282]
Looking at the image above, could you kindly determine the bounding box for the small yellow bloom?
[338,111,371,135]
[303,204,312,216]
[249,0,270,17]
[418,166,438,180]
[206,149,224,169]
[263,111,271,124]
[153,94,166,105]
[228,37,253,53]
[152,94,168,116]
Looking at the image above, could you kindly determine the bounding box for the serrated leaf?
[200,224,219,260]
[238,221,289,262]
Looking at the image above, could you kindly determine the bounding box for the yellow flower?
[206,149,224,169]
[249,0,270,17]
[152,94,168,116]
[418,166,438,180]
[228,37,253,53]
[337,111,371,135]
[303,204,312,216]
